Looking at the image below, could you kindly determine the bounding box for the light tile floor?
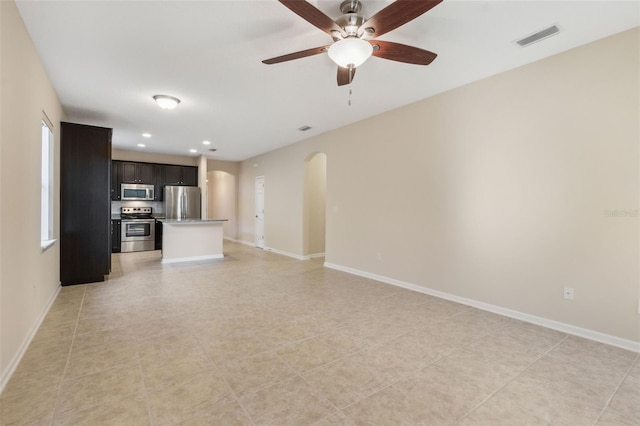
[1,242,638,425]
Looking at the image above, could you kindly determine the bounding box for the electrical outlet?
[377,253,382,261]
[563,287,574,300]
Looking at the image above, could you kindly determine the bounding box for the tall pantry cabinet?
[60,122,112,285]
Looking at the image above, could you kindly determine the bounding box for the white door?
[255,176,265,248]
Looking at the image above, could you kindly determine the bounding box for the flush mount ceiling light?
[327,37,373,69]
[142,132,151,138]
[202,140,211,145]
[153,95,181,110]
[137,144,146,147]
[189,149,197,153]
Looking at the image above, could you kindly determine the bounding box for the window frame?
[41,115,55,251]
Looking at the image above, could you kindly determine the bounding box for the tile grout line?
[47,284,88,426]
[273,350,343,415]
[191,333,258,426]
[134,346,156,426]
[591,352,640,426]
[456,333,569,424]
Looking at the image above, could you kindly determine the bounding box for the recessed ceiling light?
[298,125,312,132]
[153,94,181,110]
[142,133,151,138]
[202,140,211,145]
[137,144,146,147]
[189,149,197,153]
[209,148,217,152]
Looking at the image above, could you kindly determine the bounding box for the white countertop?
[160,219,228,225]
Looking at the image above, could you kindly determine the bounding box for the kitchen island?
[159,219,227,264]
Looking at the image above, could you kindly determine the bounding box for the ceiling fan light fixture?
[328,37,373,68]
[153,95,181,110]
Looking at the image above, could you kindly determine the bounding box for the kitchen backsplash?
[112,201,165,215]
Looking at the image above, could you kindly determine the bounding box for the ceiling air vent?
[516,24,560,47]
[298,125,312,132]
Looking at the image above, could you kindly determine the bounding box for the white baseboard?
[324,262,640,353]
[234,242,322,262]
[235,239,256,248]
[0,284,61,394]
[161,254,224,264]
[305,252,326,260]
[264,247,307,261]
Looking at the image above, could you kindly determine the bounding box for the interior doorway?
[255,176,265,248]
[303,153,326,258]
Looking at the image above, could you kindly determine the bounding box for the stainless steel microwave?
[121,183,154,201]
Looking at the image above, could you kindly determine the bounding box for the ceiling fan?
[262,0,443,86]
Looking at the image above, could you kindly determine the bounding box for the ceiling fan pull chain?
[348,65,354,106]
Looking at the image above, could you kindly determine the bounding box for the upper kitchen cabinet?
[61,122,111,286]
[154,164,164,201]
[164,165,198,186]
[121,161,154,184]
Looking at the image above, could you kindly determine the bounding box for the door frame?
[255,176,265,248]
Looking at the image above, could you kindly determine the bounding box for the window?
[41,118,55,250]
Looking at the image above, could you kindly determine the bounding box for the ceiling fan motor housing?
[340,0,362,14]
[338,0,366,36]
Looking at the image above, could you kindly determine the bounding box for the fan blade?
[262,46,329,64]
[371,40,437,65]
[279,0,345,38]
[337,66,356,86]
[358,0,443,38]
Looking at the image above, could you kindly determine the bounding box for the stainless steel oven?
[120,207,155,252]
[121,219,155,252]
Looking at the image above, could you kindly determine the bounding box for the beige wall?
[207,159,239,240]
[238,139,325,252]
[207,170,237,239]
[0,0,66,386]
[207,159,239,176]
[112,149,197,166]
[303,153,326,256]
[238,28,639,343]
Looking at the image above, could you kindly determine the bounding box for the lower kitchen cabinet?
[112,219,121,253]
[155,219,163,250]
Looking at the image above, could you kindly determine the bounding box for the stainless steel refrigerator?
[164,186,201,220]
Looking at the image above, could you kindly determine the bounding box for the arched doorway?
[303,152,327,258]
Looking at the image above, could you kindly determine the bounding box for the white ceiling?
[16,0,639,161]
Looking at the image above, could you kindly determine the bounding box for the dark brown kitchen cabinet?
[155,219,163,250]
[154,164,164,201]
[111,219,121,253]
[110,160,198,202]
[61,122,111,285]
[121,161,154,184]
[181,166,198,186]
[164,165,198,186]
[111,161,121,200]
